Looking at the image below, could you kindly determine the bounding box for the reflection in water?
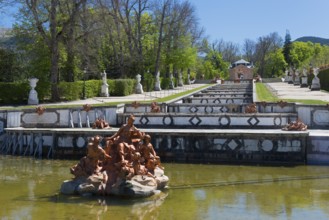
[1,156,329,219]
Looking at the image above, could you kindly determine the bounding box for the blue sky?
[1,0,328,46]
[189,0,329,45]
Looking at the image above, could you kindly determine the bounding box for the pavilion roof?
[234,59,250,65]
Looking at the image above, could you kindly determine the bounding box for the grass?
[155,84,212,103]
[255,82,279,102]
[255,82,328,105]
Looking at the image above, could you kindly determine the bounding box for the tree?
[283,30,293,67]
[242,38,256,64]
[212,39,240,63]
[24,0,86,101]
[255,32,282,77]
[162,0,198,76]
[153,0,170,77]
[290,41,314,69]
[264,48,287,78]
[203,50,229,79]
[0,48,18,82]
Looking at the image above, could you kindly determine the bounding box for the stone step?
[119,113,297,129]
[201,90,253,93]
[192,93,252,98]
[3,127,308,165]
[182,97,253,104]
[167,102,296,114]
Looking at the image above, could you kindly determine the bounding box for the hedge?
[318,69,329,91]
[0,82,30,104]
[0,78,136,104]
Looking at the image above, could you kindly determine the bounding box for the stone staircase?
[113,81,306,165]
[120,81,297,129]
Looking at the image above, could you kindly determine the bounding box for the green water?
[1,155,329,220]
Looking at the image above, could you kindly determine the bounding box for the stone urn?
[28,78,39,105]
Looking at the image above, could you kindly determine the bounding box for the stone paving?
[266,82,329,102]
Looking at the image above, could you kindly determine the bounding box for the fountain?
[60,115,169,197]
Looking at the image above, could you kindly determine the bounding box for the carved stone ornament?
[245,103,257,113]
[35,106,45,115]
[282,118,307,131]
[131,101,140,109]
[277,100,287,108]
[83,104,92,112]
[150,102,161,113]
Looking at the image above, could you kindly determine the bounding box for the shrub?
[58,81,83,101]
[0,82,29,104]
[161,77,171,90]
[142,72,154,92]
[112,79,135,96]
[318,69,329,91]
[0,78,136,104]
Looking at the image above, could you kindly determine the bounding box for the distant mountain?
[294,36,329,46]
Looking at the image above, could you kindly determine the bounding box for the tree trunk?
[154,1,167,76]
[50,0,60,101]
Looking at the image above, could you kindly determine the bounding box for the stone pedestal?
[300,76,308,88]
[311,77,321,90]
[293,76,300,86]
[311,68,321,91]
[154,71,161,91]
[135,74,144,94]
[28,78,39,105]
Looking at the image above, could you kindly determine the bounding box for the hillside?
[294,36,329,45]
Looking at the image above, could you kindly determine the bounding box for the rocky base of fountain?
[60,167,168,198]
